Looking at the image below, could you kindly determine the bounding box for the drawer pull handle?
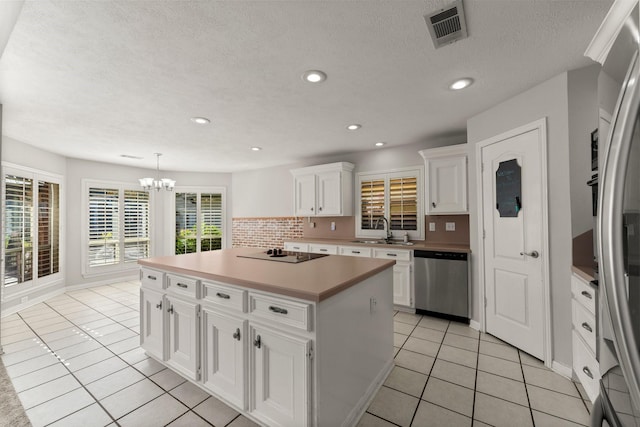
[156,301,162,310]
[168,305,174,314]
[320,249,327,252]
[254,334,261,348]
[583,366,593,379]
[353,251,360,254]
[233,328,241,341]
[581,291,592,299]
[177,283,188,289]
[147,275,157,280]
[387,253,397,257]
[581,322,593,333]
[269,306,288,315]
[216,292,230,300]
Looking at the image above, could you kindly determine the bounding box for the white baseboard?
[469,319,481,331]
[65,274,139,291]
[345,359,394,427]
[552,360,573,379]
[2,287,65,317]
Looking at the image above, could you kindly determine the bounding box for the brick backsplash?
[232,217,304,248]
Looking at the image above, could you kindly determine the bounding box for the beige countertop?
[572,265,596,283]
[288,237,471,253]
[139,247,395,302]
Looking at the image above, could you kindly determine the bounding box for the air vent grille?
[425,0,468,49]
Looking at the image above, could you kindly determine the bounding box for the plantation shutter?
[200,193,223,252]
[360,179,386,230]
[38,181,60,278]
[5,175,34,285]
[389,176,418,231]
[124,190,150,262]
[175,193,197,254]
[88,188,120,267]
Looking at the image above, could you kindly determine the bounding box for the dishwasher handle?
[414,250,467,261]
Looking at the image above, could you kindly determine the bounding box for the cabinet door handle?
[581,290,593,299]
[168,305,174,314]
[147,275,157,280]
[176,283,188,289]
[254,334,261,348]
[216,292,230,299]
[387,253,397,257]
[583,366,593,379]
[581,322,593,333]
[269,306,288,315]
[156,301,162,310]
[310,207,314,211]
[233,328,241,341]
[432,202,436,208]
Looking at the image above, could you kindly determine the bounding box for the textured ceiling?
[0,1,613,173]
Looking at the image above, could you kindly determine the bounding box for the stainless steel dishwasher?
[414,250,469,322]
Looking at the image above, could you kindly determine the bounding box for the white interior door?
[480,121,548,360]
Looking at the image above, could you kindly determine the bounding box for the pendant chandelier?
[139,153,176,191]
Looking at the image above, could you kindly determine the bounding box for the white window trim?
[166,186,227,255]
[2,162,65,297]
[81,179,154,278]
[356,166,424,241]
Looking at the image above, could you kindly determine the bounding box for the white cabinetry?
[140,287,165,360]
[290,162,355,217]
[571,273,600,402]
[166,296,200,381]
[373,248,413,308]
[419,144,468,214]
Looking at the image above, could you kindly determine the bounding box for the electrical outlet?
[429,222,436,232]
[331,221,336,231]
[370,297,377,313]
[446,222,456,231]
[310,222,315,228]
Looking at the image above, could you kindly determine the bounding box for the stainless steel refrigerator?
[594,4,640,425]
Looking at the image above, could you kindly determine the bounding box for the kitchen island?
[138,247,395,427]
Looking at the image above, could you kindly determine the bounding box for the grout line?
[518,351,536,427]
[362,411,403,426]
[470,328,481,424]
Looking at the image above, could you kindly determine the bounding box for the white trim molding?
[584,0,636,64]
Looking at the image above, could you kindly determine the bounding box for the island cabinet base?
[139,266,394,427]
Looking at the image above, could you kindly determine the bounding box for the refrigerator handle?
[599,48,640,413]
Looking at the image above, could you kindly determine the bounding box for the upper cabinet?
[291,162,355,216]
[419,144,468,215]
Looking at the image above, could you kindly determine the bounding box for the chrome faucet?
[374,216,393,242]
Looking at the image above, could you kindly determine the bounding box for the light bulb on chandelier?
[139,153,176,191]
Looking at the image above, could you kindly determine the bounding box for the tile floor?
[0,281,592,427]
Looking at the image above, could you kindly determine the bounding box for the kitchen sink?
[350,240,414,246]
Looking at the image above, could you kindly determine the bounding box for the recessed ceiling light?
[191,117,210,124]
[375,142,386,147]
[346,124,362,131]
[302,70,327,83]
[449,78,474,90]
[251,147,262,151]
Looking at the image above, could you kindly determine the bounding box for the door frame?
[475,117,552,367]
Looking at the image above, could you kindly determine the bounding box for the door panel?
[493,269,528,325]
[140,289,165,360]
[167,297,199,380]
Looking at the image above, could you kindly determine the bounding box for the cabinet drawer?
[572,330,600,403]
[202,281,246,312]
[339,246,372,257]
[166,274,199,299]
[284,242,309,252]
[141,268,164,290]
[249,293,312,332]
[373,248,411,262]
[309,244,338,255]
[573,300,596,354]
[571,274,596,315]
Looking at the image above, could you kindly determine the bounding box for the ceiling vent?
[424,0,468,49]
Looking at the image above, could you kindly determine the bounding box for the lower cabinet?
[392,262,412,307]
[250,323,311,427]
[166,296,200,381]
[571,273,600,402]
[140,288,165,361]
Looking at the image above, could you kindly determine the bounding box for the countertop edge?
[288,238,471,253]
[572,265,596,283]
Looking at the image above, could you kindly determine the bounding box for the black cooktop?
[237,250,328,264]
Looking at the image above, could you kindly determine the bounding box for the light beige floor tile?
[170,380,211,408]
[1,338,41,354]
[193,395,240,427]
[527,384,590,425]
[477,354,523,381]
[118,393,189,427]
[165,410,212,426]
[522,364,580,397]
[422,377,474,417]
[357,412,397,426]
[394,333,409,347]
[476,370,528,406]
[119,347,150,365]
[80,318,117,330]
[65,347,113,372]
[446,322,480,339]
[119,317,140,328]
[53,340,103,360]
[106,336,140,355]
[519,350,545,368]
[18,374,81,409]
[443,333,479,352]
[133,357,166,376]
[437,345,477,369]
[479,340,519,362]
[411,400,472,427]
[227,415,261,427]
[39,326,81,343]
[394,321,414,335]
[394,312,422,326]
[26,388,96,427]
[1,343,53,367]
[100,378,164,419]
[85,367,146,400]
[383,366,427,397]
[430,358,476,389]
[473,392,533,427]
[472,421,493,427]
[48,402,113,427]
[6,352,60,378]
[418,317,449,331]
[394,349,435,374]
[410,326,445,343]
[2,330,37,344]
[150,368,187,391]
[402,337,440,357]
[367,386,419,427]
[96,328,138,346]
[532,410,588,427]
[47,334,96,352]
[10,363,70,393]
[479,332,507,345]
[74,356,129,384]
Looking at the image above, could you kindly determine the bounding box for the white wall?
[3,136,66,175]
[0,0,24,58]
[467,71,579,368]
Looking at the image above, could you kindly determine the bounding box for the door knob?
[520,250,539,258]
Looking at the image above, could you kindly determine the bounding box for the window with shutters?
[357,167,424,240]
[84,181,151,275]
[175,189,224,254]
[3,166,63,290]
